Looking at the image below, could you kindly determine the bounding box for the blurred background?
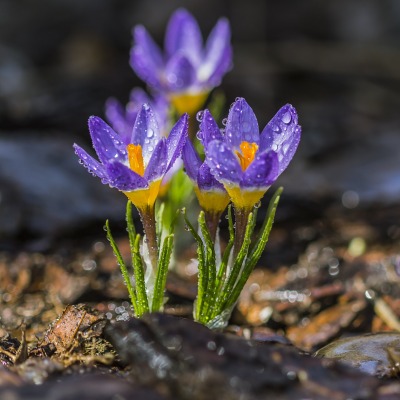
[0,0,399,252]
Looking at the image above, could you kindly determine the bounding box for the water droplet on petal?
[222,118,228,126]
[272,125,280,133]
[196,111,204,122]
[147,128,154,138]
[282,112,291,124]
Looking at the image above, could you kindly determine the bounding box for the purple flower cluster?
[184,98,301,211]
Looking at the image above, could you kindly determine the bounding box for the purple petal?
[206,140,242,185]
[131,104,160,164]
[144,138,168,182]
[241,151,279,188]
[104,98,132,144]
[165,53,196,91]
[130,25,164,90]
[259,104,301,173]
[200,18,232,86]
[166,113,189,170]
[88,116,127,165]
[198,109,224,147]
[130,88,169,134]
[225,98,259,148]
[106,161,148,191]
[165,8,203,66]
[73,144,109,183]
[182,139,202,181]
[197,162,225,191]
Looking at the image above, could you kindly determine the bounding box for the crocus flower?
[182,112,230,238]
[130,8,232,116]
[73,104,188,213]
[204,98,301,211]
[104,87,179,196]
[203,97,301,253]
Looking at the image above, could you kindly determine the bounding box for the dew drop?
[196,111,204,122]
[147,128,154,138]
[222,118,228,126]
[207,341,217,351]
[282,112,291,124]
[272,124,280,133]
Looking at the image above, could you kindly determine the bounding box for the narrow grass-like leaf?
[184,209,206,320]
[226,187,282,309]
[248,187,283,262]
[132,233,149,316]
[105,220,138,313]
[151,234,174,312]
[198,211,216,318]
[126,201,136,242]
[215,212,256,314]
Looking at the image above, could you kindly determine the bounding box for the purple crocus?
[204,98,301,211]
[182,112,230,238]
[104,87,181,195]
[130,8,232,115]
[73,104,188,213]
[105,87,169,144]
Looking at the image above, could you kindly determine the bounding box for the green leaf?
[151,233,174,312]
[183,209,206,320]
[198,211,217,318]
[105,219,138,313]
[132,233,149,316]
[215,205,234,292]
[215,211,256,314]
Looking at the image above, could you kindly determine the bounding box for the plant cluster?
[74,8,301,328]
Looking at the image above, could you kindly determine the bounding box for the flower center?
[235,141,258,171]
[127,144,145,176]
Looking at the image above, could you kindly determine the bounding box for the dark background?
[1,0,399,250]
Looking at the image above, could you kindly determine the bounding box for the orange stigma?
[236,141,258,171]
[127,144,145,176]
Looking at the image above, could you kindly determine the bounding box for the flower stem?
[204,210,221,242]
[138,206,158,272]
[233,206,251,257]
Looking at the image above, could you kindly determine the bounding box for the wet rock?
[0,374,168,400]
[315,332,400,378]
[105,313,380,399]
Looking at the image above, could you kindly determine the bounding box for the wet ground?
[1,1,400,399]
